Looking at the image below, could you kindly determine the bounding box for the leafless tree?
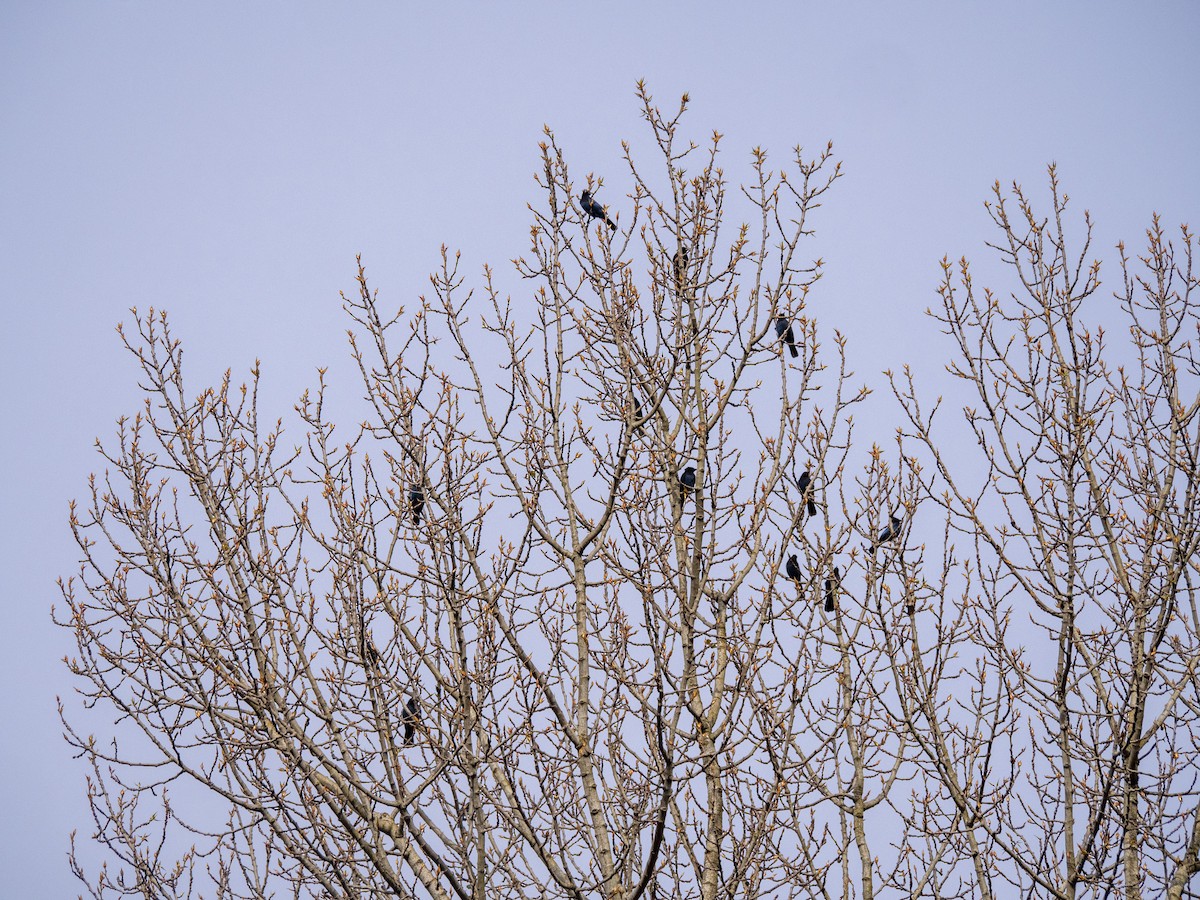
[58,88,1200,900]
[887,170,1200,899]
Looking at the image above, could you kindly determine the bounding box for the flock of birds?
[678,464,903,612]
[580,187,906,613]
[390,188,905,746]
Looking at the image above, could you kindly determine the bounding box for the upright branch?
[891,169,1200,899]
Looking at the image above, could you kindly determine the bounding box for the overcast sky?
[2,3,1197,895]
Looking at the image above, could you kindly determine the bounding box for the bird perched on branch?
[409,484,425,525]
[629,390,644,426]
[673,246,689,296]
[797,470,817,518]
[402,696,420,746]
[360,631,380,667]
[824,566,840,612]
[873,514,902,552]
[678,465,697,502]
[775,315,799,358]
[785,553,803,588]
[581,189,617,231]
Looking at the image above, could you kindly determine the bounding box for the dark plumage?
[581,189,617,231]
[630,390,644,424]
[775,315,799,358]
[402,696,420,746]
[785,553,803,586]
[873,514,902,552]
[673,246,689,295]
[361,633,380,667]
[797,470,817,518]
[824,566,840,612]
[678,466,697,502]
[409,484,425,525]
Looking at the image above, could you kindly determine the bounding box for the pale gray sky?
[2,3,1196,895]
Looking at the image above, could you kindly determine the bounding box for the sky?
[2,3,1197,896]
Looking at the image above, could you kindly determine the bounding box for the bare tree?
[888,170,1200,899]
[58,88,1200,900]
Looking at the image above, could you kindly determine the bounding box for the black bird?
[785,553,803,586]
[824,566,840,612]
[873,514,903,552]
[775,315,799,358]
[402,696,420,746]
[678,465,697,502]
[409,484,425,525]
[581,190,617,231]
[630,390,644,424]
[361,631,380,667]
[797,470,817,518]
[673,246,689,295]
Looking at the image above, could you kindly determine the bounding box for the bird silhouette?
[581,189,617,231]
[873,514,902,552]
[402,696,420,746]
[361,632,380,667]
[630,390,644,425]
[673,246,689,296]
[785,553,803,587]
[678,465,697,502]
[797,470,817,518]
[824,566,840,612]
[409,485,425,525]
[775,315,799,358]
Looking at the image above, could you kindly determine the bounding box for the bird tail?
[789,344,799,358]
[807,499,817,518]
[607,218,617,231]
